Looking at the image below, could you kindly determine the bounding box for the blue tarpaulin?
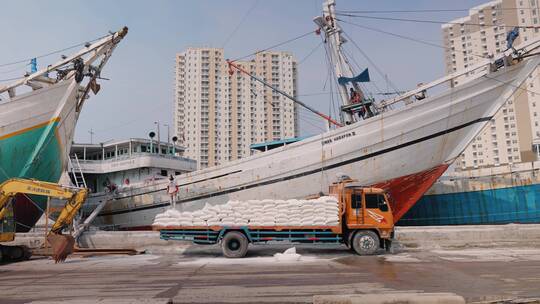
[338,68,370,85]
[507,27,519,49]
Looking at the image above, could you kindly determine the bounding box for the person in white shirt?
[166,175,178,208]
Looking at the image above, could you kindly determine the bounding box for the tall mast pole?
[314,0,357,124]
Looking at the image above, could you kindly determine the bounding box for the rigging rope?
[335,7,540,14]
[336,13,540,29]
[484,71,540,97]
[0,33,109,68]
[321,35,340,124]
[346,48,385,95]
[0,63,30,75]
[222,0,261,48]
[341,30,402,95]
[231,30,316,62]
[338,18,489,60]
[298,41,323,65]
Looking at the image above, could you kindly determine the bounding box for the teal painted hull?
[399,183,540,225]
[0,120,63,231]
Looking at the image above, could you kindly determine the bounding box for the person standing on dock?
[167,175,179,208]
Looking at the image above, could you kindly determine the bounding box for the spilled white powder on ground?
[274,247,302,262]
[382,253,423,263]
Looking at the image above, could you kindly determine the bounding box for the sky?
[0,0,488,144]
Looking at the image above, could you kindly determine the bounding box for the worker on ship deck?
[349,87,366,120]
[167,175,179,208]
[349,87,361,104]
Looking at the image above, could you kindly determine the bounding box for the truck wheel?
[221,231,249,258]
[352,231,379,256]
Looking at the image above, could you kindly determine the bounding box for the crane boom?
[226,59,342,127]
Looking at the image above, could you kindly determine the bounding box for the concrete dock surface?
[2,243,540,303]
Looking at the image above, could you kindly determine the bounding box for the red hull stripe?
[372,164,449,223]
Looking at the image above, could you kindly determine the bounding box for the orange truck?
[157,179,395,258]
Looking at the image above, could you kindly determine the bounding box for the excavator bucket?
[46,234,75,263]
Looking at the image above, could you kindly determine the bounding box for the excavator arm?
[0,178,88,262]
[49,187,88,234]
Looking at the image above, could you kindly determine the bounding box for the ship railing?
[377,37,540,113]
[71,152,197,165]
[440,161,540,181]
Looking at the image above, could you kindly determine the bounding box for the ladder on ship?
[68,154,87,189]
[67,153,110,240]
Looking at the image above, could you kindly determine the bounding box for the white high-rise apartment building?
[174,48,298,169]
[442,0,540,169]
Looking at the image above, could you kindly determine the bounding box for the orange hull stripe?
[0,117,60,141]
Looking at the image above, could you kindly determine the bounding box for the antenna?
[88,128,94,144]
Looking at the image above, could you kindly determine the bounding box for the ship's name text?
[322,131,356,145]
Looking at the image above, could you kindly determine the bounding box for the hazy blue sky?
[0,0,487,143]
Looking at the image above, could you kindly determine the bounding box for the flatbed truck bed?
[157,225,342,244]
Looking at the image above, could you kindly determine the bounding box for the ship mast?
[314,0,363,125]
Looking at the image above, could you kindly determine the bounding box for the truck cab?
[329,180,394,255]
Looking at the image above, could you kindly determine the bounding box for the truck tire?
[351,231,379,256]
[221,231,249,258]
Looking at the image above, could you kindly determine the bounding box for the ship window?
[141,146,147,152]
[160,170,167,177]
[175,171,181,176]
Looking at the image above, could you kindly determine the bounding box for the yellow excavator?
[0,178,88,263]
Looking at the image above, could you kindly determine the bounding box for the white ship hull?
[0,80,81,174]
[0,81,81,231]
[0,27,127,231]
[88,57,540,230]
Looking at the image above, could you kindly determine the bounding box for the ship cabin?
[68,138,197,193]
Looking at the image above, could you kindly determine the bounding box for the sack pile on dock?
[152,196,340,227]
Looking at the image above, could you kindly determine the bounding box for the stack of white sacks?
[153,196,339,227]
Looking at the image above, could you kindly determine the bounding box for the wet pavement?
[1,244,540,303]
